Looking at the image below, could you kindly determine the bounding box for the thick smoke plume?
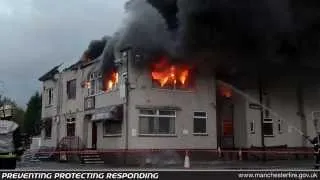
[83,36,111,60]
[102,0,320,79]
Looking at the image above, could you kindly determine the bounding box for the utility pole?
[258,70,266,161]
[297,77,307,147]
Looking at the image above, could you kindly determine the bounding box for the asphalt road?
[16,160,316,170]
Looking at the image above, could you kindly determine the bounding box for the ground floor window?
[277,119,283,134]
[249,120,255,134]
[103,121,122,135]
[263,118,274,136]
[193,111,207,134]
[138,109,176,135]
[44,118,52,138]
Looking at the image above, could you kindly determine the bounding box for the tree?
[24,92,42,136]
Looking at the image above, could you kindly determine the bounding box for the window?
[103,121,122,135]
[249,120,255,134]
[151,74,194,90]
[67,79,76,99]
[44,118,52,138]
[278,119,283,134]
[139,109,176,135]
[151,60,194,90]
[103,70,119,92]
[193,111,207,134]
[45,88,53,106]
[87,72,103,96]
[263,118,274,136]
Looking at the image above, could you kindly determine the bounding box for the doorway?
[217,94,235,149]
[91,122,97,149]
[66,118,76,136]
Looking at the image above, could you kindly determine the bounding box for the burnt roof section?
[63,60,82,71]
[38,64,63,82]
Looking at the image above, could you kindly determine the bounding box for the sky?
[0,0,127,108]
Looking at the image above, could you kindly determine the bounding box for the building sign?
[249,103,262,110]
[84,97,95,110]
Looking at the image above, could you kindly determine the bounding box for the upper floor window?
[103,69,119,92]
[151,57,194,90]
[67,79,76,99]
[45,88,54,106]
[87,72,103,96]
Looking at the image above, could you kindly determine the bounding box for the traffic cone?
[238,149,242,161]
[218,147,222,158]
[184,150,190,168]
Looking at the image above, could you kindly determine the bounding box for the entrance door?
[217,97,235,149]
[91,122,97,149]
[67,123,75,136]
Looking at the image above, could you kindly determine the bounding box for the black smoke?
[84,36,110,60]
[102,0,320,79]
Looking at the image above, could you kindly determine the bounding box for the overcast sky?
[0,0,127,108]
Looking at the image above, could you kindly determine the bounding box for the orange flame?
[151,57,190,88]
[220,85,232,98]
[104,71,119,92]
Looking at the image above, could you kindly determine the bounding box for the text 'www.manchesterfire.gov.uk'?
[238,172,318,179]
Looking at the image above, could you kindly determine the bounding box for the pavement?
[16,160,317,170]
[16,149,317,170]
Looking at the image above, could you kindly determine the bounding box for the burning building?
[37,0,320,163]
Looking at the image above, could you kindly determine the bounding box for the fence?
[30,147,315,165]
[31,136,316,165]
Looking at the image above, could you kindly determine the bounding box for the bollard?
[218,147,222,159]
[184,150,190,168]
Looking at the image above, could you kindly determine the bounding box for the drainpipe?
[56,73,62,148]
[258,71,266,161]
[121,48,130,164]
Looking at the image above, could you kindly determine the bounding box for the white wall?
[126,62,217,149]
[304,84,320,145]
[240,87,303,148]
[95,91,125,149]
[41,79,59,147]
[233,92,247,148]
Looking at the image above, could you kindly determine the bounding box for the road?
[16,160,316,170]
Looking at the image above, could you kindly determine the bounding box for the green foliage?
[24,92,42,136]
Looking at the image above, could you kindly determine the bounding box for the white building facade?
[39,49,320,151]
